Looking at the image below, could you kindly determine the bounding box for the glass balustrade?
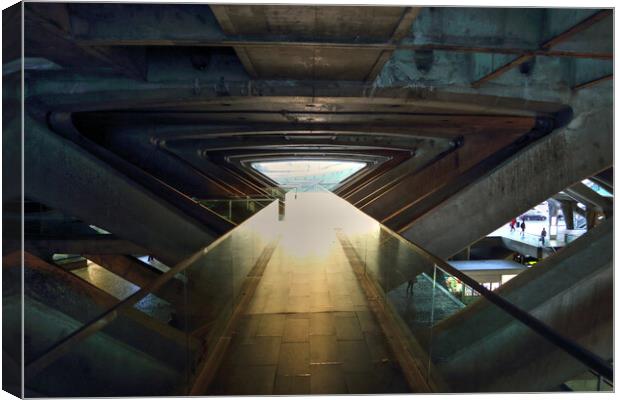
[23,200,281,396]
[317,187,612,392]
[21,188,612,395]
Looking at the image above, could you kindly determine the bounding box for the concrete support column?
[560,200,575,230]
[586,208,598,230]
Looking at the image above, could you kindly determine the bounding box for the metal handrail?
[389,227,612,382]
[329,189,613,382]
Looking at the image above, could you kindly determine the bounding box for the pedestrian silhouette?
[540,227,547,245]
[407,276,417,296]
[520,221,526,237]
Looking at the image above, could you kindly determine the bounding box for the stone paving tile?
[231,314,261,345]
[310,293,332,312]
[310,312,335,335]
[356,310,381,334]
[263,296,288,313]
[286,295,311,313]
[335,315,364,340]
[327,283,349,294]
[255,281,274,292]
[267,286,291,297]
[309,280,329,294]
[332,294,354,308]
[224,335,282,366]
[345,363,411,394]
[277,342,311,376]
[290,282,311,296]
[350,287,367,301]
[292,272,314,284]
[344,371,385,394]
[273,374,311,395]
[262,275,290,285]
[257,314,286,336]
[208,363,234,395]
[333,311,356,318]
[307,273,327,282]
[283,317,309,342]
[310,364,348,394]
[337,340,374,373]
[374,363,411,393]
[287,312,311,319]
[310,305,335,313]
[364,332,392,363]
[208,213,414,395]
[217,365,277,395]
[309,334,339,363]
[245,294,267,314]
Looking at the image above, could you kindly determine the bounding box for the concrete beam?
[26,74,567,116]
[13,251,196,379]
[49,113,235,234]
[573,73,613,91]
[24,3,146,80]
[85,254,185,307]
[343,143,450,205]
[471,10,612,87]
[21,115,218,265]
[360,128,531,223]
[23,236,149,256]
[165,132,435,152]
[336,151,415,198]
[401,103,612,259]
[100,127,241,199]
[172,147,274,196]
[565,182,613,216]
[365,7,422,82]
[64,4,608,61]
[593,167,613,188]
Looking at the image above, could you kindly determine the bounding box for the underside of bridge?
[2,3,614,397]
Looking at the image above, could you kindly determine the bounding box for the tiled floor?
[208,210,410,395]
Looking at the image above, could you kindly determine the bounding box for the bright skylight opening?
[252,160,367,191]
[582,179,613,197]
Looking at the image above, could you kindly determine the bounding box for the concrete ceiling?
[209,5,416,80]
[14,3,612,241]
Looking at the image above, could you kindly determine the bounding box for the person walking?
[520,220,526,237]
[406,277,417,296]
[510,218,517,232]
[540,227,547,246]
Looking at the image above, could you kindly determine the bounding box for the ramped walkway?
[207,192,410,395]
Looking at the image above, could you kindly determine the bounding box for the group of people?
[509,218,547,245]
[509,218,527,237]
